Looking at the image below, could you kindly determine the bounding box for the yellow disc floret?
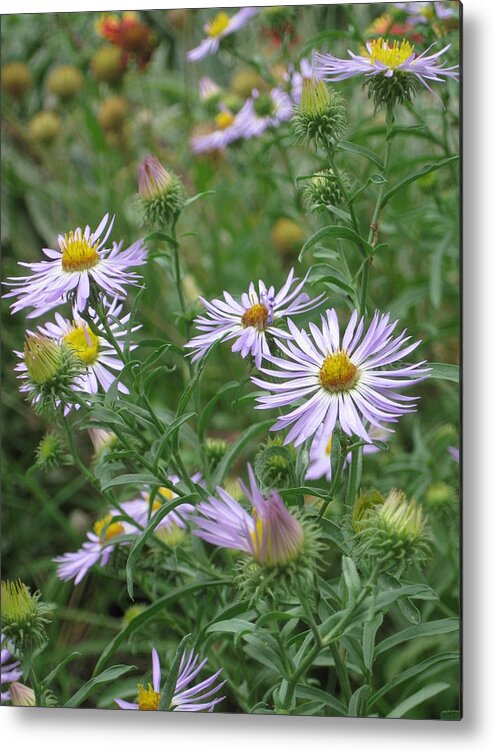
[215,111,235,130]
[94,514,124,543]
[241,303,269,330]
[137,683,160,711]
[206,12,230,37]
[61,231,100,272]
[368,38,415,69]
[320,351,358,392]
[64,325,99,365]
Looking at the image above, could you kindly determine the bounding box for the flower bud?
[121,603,147,628]
[301,169,350,213]
[255,435,296,490]
[1,62,32,99]
[20,333,84,413]
[27,111,62,146]
[355,489,430,571]
[98,95,128,132]
[47,65,84,100]
[270,217,305,258]
[364,70,418,110]
[292,78,348,152]
[351,489,385,533]
[9,681,36,706]
[91,45,125,84]
[88,428,118,459]
[1,579,51,650]
[205,437,228,471]
[34,430,69,471]
[136,156,186,228]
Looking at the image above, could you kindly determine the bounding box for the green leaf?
[93,579,229,674]
[374,618,459,658]
[341,556,361,601]
[242,633,289,678]
[441,710,461,721]
[159,634,190,711]
[42,651,81,688]
[101,472,161,491]
[211,419,273,487]
[313,273,355,296]
[381,155,459,207]
[348,684,371,717]
[386,124,428,141]
[64,665,135,708]
[183,190,215,208]
[338,141,384,170]
[296,685,347,716]
[369,652,458,708]
[386,682,450,719]
[362,614,383,671]
[299,225,372,261]
[428,363,460,383]
[144,231,178,248]
[206,618,255,642]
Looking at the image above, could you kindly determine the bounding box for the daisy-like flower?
[306,424,393,482]
[287,58,321,105]
[193,465,304,567]
[253,309,428,448]
[38,298,135,399]
[123,475,200,538]
[115,646,225,712]
[187,8,259,62]
[395,2,456,24]
[313,37,459,99]
[4,214,147,318]
[190,100,256,154]
[1,634,22,703]
[53,512,137,585]
[198,76,221,103]
[242,87,294,137]
[185,269,325,369]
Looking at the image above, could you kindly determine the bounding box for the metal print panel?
[1,2,461,719]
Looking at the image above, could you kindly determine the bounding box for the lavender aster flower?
[193,465,304,566]
[187,8,259,62]
[37,298,135,399]
[115,646,225,712]
[191,100,256,154]
[243,87,294,137]
[185,268,325,368]
[395,2,456,24]
[448,446,460,462]
[306,424,393,482]
[253,309,428,448]
[1,634,22,703]
[313,38,459,100]
[4,213,147,317]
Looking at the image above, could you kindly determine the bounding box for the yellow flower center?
[64,325,99,365]
[319,351,358,392]
[61,231,100,272]
[215,111,235,130]
[94,514,124,543]
[148,486,175,512]
[241,303,269,330]
[250,510,268,562]
[368,38,415,69]
[206,11,230,37]
[137,683,160,711]
[325,436,333,456]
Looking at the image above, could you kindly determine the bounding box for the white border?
[2,0,493,749]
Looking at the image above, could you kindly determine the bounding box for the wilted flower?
[4,213,147,316]
[187,8,259,62]
[291,77,348,152]
[354,489,430,569]
[1,634,22,703]
[96,11,155,69]
[1,580,51,650]
[137,156,187,227]
[115,646,225,712]
[253,309,428,447]
[185,268,325,369]
[193,465,304,567]
[313,38,459,107]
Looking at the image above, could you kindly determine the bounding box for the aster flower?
[198,76,221,103]
[1,634,22,703]
[242,87,294,137]
[115,646,225,712]
[190,100,256,154]
[187,8,259,62]
[306,424,393,482]
[448,445,460,462]
[313,38,459,101]
[395,2,456,24]
[53,512,137,584]
[253,309,428,448]
[287,58,321,105]
[185,268,325,369]
[193,465,304,567]
[4,214,147,318]
[123,475,200,535]
[37,298,135,400]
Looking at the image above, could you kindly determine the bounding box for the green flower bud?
[291,78,348,153]
[91,45,125,84]
[21,334,85,414]
[352,489,385,534]
[301,169,351,213]
[205,437,229,471]
[1,579,51,650]
[27,111,62,146]
[34,430,69,471]
[46,65,84,99]
[270,217,305,257]
[364,70,418,111]
[255,435,296,490]
[1,62,32,99]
